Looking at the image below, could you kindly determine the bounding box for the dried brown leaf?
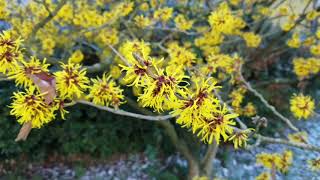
[29,72,56,104]
[15,121,32,142]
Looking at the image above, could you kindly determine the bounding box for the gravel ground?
[215,117,320,180]
[31,118,320,180]
[32,155,155,180]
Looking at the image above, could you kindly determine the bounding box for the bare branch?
[29,0,67,41]
[76,100,173,121]
[254,134,320,152]
[239,64,299,132]
[201,141,219,178]
[106,44,131,66]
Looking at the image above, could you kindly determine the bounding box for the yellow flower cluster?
[172,79,238,144]
[88,74,124,108]
[138,68,186,112]
[287,33,301,48]
[153,7,173,23]
[208,3,245,35]
[54,62,89,99]
[0,30,126,128]
[241,32,262,48]
[10,87,56,128]
[293,57,320,79]
[290,94,315,120]
[229,87,246,108]
[134,15,153,28]
[207,53,239,74]
[255,172,271,180]
[229,128,254,149]
[195,28,223,54]
[308,158,320,171]
[288,131,308,144]
[9,57,50,89]
[5,0,133,58]
[0,1,8,20]
[174,14,194,31]
[256,150,293,173]
[69,50,84,64]
[118,41,240,145]
[0,31,22,73]
[229,88,257,117]
[167,43,196,68]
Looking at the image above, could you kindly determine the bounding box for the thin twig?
[29,0,67,40]
[239,64,299,132]
[106,44,131,66]
[143,26,201,36]
[254,134,320,152]
[76,100,173,121]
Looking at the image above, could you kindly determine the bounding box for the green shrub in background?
[0,81,173,160]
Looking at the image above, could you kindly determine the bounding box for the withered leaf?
[15,71,57,142]
[15,121,32,142]
[29,71,56,104]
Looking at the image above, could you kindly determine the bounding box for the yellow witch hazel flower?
[153,7,173,23]
[0,30,23,74]
[69,50,84,63]
[88,74,124,108]
[229,87,246,108]
[119,40,151,64]
[172,78,239,144]
[9,57,50,88]
[207,53,241,74]
[10,87,56,128]
[197,104,237,144]
[119,61,149,87]
[168,43,196,68]
[288,131,308,144]
[293,57,320,79]
[310,44,320,56]
[256,150,293,173]
[242,32,261,48]
[138,67,187,112]
[208,2,245,35]
[242,102,257,117]
[172,78,220,130]
[255,172,271,180]
[308,158,320,171]
[54,62,89,99]
[287,33,301,48]
[290,94,315,119]
[134,15,153,28]
[229,128,254,149]
[174,14,194,31]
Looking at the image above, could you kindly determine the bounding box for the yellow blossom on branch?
[0,30,23,74]
[88,74,124,108]
[255,172,271,180]
[174,14,194,31]
[10,87,56,128]
[9,57,50,88]
[54,62,89,99]
[229,128,254,149]
[308,158,320,171]
[290,94,315,120]
[69,50,84,64]
[138,67,187,112]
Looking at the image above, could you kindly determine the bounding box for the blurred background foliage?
[0,80,175,161]
[0,0,320,179]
